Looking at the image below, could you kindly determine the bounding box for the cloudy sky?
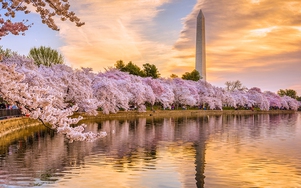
[2,0,301,94]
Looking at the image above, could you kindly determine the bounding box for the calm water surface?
[0,112,301,188]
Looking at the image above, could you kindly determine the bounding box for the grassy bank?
[75,109,296,122]
[0,109,296,139]
[0,117,42,137]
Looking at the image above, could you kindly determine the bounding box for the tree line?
[114,60,201,81]
[2,46,300,101]
[1,46,201,81]
[225,80,301,102]
[0,46,64,66]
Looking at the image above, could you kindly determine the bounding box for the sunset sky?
[1,0,301,94]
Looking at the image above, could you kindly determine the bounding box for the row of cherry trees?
[0,54,300,141]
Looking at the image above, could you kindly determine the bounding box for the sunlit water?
[0,112,301,188]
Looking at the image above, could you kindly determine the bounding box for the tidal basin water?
[1,113,301,188]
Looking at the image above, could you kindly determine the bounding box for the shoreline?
[0,110,297,138]
[76,109,297,121]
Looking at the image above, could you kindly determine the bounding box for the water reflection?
[0,113,300,187]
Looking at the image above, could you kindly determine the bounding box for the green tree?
[123,61,145,77]
[277,89,297,99]
[114,60,161,78]
[170,74,178,79]
[115,60,126,71]
[0,46,18,60]
[29,46,64,67]
[181,69,201,81]
[142,63,160,78]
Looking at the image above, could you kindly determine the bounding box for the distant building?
[195,9,206,81]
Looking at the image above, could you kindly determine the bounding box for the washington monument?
[195,9,206,81]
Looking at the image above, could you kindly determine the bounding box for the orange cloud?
[57,0,172,72]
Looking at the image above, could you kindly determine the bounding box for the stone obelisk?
[195,9,206,81]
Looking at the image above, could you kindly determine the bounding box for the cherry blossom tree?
[129,80,155,111]
[171,78,198,108]
[264,91,282,109]
[102,69,155,112]
[280,95,299,110]
[221,90,236,108]
[3,54,99,115]
[54,65,99,115]
[157,79,175,109]
[2,55,67,111]
[229,90,249,108]
[246,87,270,110]
[92,76,129,114]
[197,80,223,110]
[0,0,84,38]
[0,62,106,142]
[0,17,29,38]
[143,77,174,109]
